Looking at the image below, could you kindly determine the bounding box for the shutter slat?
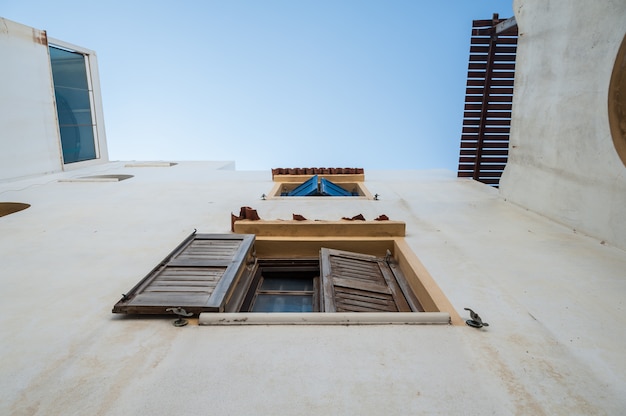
[335,288,395,303]
[144,285,215,292]
[336,302,396,312]
[333,276,392,294]
[126,292,211,306]
[335,289,398,311]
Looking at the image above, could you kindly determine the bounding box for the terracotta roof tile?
[272,167,364,175]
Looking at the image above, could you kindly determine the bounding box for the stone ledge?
[233,220,405,237]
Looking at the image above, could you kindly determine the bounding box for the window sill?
[233,220,406,237]
[198,312,450,326]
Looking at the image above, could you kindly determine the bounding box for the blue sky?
[2,1,513,171]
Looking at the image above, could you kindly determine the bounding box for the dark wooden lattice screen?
[458,14,518,187]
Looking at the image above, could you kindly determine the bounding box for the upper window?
[281,175,358,196]
[269,168,373,199]
[49,44,98,164]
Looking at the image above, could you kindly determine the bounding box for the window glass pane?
[252,294,313,312]
[260,277,313,291]
[50,46,97,163]
[59,126,95,163]
[49,47,90,90]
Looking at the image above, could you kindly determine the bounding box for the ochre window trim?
[268,172,373,199]
[113,227,462,325]
[233,219,405,238]
[247,235,461,324]
[237,218,461,324]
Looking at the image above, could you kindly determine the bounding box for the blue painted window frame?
[286,175,319,196]
[319,178,353,196]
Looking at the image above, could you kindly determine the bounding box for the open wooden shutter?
[319,248,420,312]
[113,232,256,314]
[319,178,353,196]
[287,175,319,196]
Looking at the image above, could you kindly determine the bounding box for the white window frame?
[48,38,108,170]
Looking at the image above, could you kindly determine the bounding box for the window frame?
[113,230,462,324]
[48,38,108,170]
[280,175,358,196]
[268,173,373,199]
[241,258,321,312]
[245,231,461,324]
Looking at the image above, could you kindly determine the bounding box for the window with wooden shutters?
[112,232,256,314]
[280,175,357,196]
[319,248,422,312]
[113,234,425,315]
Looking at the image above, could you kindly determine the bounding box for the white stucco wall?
[0,18,64,180]
[500,1,626,249]
[1,163,626,415]
[2,7,626,413]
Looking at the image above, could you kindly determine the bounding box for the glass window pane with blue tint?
[251,274,315,312]
[49,46,97,163]
[252,294,313,312]
[259,277,314,291]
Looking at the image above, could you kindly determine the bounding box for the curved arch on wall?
[609,33,626,168]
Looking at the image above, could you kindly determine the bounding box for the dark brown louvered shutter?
[458,14,518,187]
[319,248,420,312]
[113,233,255,314]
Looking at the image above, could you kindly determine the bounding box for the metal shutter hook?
[166,307,193,327]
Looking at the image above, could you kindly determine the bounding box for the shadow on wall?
[0,202,30,217]
[609,33,626,168]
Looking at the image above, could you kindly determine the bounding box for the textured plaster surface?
[1,163,625,415]
[500,0,626,250]
[0,18,63,179]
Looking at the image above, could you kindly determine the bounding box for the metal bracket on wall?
[166,307,193,327]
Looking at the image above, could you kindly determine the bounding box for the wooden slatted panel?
[458,14,518,187]
[320,248,420,312]
[112,233,255,314]
[120,267,225,308]
[169,239,244,266]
